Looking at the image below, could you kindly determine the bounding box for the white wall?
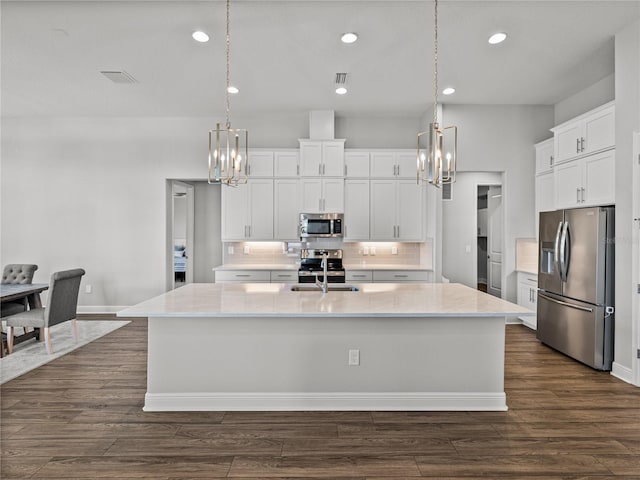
[335,115,422,148]
[193,182,221,283]
[613,19,640,375]
[440,105,555,301]
[1,113,432,309]
[442,172,502,288]
[554,74,615,125]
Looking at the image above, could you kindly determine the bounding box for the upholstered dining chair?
[5,268,85,354]
[1,264,38,317]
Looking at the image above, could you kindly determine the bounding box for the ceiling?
[2,0,639,117]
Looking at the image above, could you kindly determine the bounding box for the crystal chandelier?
[208,0,249,186]
[417,0,457,187]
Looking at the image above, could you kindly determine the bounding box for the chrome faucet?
[315,253,328,293]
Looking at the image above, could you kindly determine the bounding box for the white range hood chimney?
[309,110,335,139]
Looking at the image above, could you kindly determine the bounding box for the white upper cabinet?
[300,178,344,213]
[552,102,615,164]
[344,180,370,241]
[344,151,370,178]
[370,179,423,241]
[274,150,299,177]
[535,138,554,175]
[554,150,615,209]
[299,140,345,177]
[221,180,274,241]
[247,150,274,177]
[274,179,300,240]
[370,150,417,178]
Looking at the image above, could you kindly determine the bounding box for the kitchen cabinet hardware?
[394,274,409,278]
[236,274,251,277]
[550,155,553,167]
[581,137,585,152]
[576,138,580,154]
[344,165,347,176]
[576,188,580,203]
[296,164,299,175]
[527,278,537,283]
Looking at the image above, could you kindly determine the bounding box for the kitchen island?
[118,283,532,412]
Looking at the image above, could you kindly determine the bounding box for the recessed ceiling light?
[335,87,348,95]
[192,31,210,43]
[341,32,358,44]
[227,86,239,94]
[442,87,456,95]
[488,32,507,45]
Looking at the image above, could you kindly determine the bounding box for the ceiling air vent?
[335,72,348,85]
[100,70,138,84]
[442,182,453,201]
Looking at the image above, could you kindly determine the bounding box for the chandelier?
[417,0,457,187]
[208,0,249,186]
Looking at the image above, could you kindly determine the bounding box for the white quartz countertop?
[118,283,533,318]
[516,269,538,275]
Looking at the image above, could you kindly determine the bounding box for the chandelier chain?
[225,0,231,129]
[433,0,438,126]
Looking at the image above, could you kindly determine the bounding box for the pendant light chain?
[225,0,231,130]
[433,0,438,126]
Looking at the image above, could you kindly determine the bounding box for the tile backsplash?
[516,238,538,273]
[222,239,434,269]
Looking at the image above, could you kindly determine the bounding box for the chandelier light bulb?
[227,86,239,94]
[341,32,358,44]
[488,32,507,45]
[335,87,348,95]
[442,87,456,95]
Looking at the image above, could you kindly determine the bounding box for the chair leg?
[72,318,78,343]
[6,326,14,354]
[44,327,53,354]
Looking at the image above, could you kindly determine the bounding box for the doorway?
[476,184,502,298]
[169,181,194,289]
[633,132,640,386]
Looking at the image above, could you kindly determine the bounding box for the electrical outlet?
[465,245,471,253]
[391,246,398,255]
[228,246,234,255]
[370,247,376,256]
[348,349,360,366]
[243,245,250,255]
[85,284,92,294]
[363,247,369,256]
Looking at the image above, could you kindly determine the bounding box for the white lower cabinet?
[370,180,423,241]
[373,270,432,283]
[270,270,297,282]
[215,270,271,283]
[221,180,274,241]
[554,150,615,209]
[345,271,373,283]
[516,272,538,329]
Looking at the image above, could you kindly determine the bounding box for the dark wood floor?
[2,318,640,479]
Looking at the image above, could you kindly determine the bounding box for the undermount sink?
[290,284,360,292]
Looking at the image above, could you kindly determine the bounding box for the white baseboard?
[77,306,128,314]
[143,391,508,412]
[611,362,635,385]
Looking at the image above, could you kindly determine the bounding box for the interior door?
[633,132,640,384]
[487,186,502,297]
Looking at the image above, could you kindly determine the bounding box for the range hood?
[309,110,335,139]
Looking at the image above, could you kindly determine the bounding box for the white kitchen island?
[118,283,532,412]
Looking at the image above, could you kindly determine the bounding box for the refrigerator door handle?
[554,221,563,279]
[560,221,570,282]
[539,293,594,313]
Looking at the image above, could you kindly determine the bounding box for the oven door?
[298,271,346,283]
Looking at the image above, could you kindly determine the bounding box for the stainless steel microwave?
[299,213,344,239]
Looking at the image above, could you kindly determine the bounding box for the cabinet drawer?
[373,270,431,282]
[215,270,270,283]
[270,270,298,282]
[346,270,373,282]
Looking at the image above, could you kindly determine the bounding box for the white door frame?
[167,180,195,290]
[632,132,640,386]
[473,180,504,298]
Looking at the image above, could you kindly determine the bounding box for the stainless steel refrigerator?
[537,206,615,370]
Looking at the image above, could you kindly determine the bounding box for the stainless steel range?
[298,249,345,284]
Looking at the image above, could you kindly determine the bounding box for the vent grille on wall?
[335,73,348,85]
[442,182,453,201]
[100,71,138,84]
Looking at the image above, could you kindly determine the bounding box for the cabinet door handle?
[323,164,326,175]
[550,155,553,167]
[236,274,251,277]
[576,138,580,154]
[394,274,409,278]
[319,198,322,211]
[319,164,322,175]
[296,164,299,176]
[576,188,581,203]
[397,225,400,237]
[344,164,347,176]
[581,137,585,152]
[352,274,367,278]
[581,187,585,203]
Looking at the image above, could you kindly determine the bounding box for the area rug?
[0,320,130,384]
